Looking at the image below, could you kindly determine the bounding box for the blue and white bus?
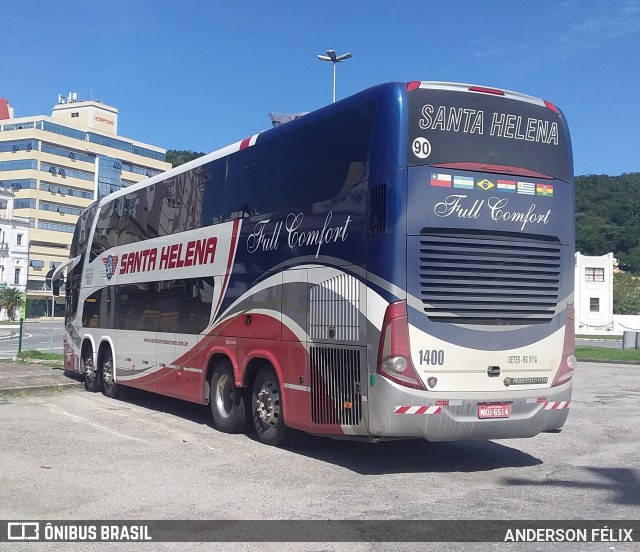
[56,81,575,446]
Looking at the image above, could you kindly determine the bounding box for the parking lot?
[0,361,638,551]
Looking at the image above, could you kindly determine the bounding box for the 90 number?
[412,137,432,159]
[419,349,445,366]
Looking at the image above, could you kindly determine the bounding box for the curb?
[0,381,83,397]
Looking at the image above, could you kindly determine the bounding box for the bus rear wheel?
[252,366,289,447]
[83,347,102,393]
[101,348,119,399]
[210,359,250,433]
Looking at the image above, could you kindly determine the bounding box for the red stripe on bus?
[214,218,241,318]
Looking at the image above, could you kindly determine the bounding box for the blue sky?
[2,0,639,176]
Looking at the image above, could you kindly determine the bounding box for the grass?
[16,350,64,363]
[576,346,640,364]
[576,334,623,341]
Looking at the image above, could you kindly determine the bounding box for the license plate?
[477,403,511,419]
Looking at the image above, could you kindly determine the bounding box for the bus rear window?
[408,88,572,183]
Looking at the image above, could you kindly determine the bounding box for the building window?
[14,268,20,285]
[97,156,123,199]
[0,159,38,171]
[41,162,93,182]
[40,202,83,216]
[585,267,605,282]
[71,112,79,118]
[16,234,23,246]
[38,221,76,233]
[14,199,36,209]
[590,298,600,312]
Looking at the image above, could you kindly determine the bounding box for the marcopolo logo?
[504,377,548,387]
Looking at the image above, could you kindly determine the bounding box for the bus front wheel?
[210,359,250,433]
[252,366,289,447]
[101,348,119,399]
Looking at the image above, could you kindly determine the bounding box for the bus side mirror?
[52,278,61,296]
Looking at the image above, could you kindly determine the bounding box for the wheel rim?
[255,380,281,428]
[215,374,234,418]
[84,356,94,379]
[103,356,114,385]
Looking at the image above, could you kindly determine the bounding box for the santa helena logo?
[102,255,119,280]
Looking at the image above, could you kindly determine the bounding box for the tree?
[576,173,640,274]
[165,150,205,168]
[0,287,23,321]
[613,272,640,315]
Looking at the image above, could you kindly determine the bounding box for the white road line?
[41,400,151,444]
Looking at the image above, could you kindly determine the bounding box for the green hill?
[576,173,640,273]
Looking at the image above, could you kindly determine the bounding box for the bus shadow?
[114,387,542,475]
[501,467,640,506]
[282,433,543,475]
[116,386,212,426]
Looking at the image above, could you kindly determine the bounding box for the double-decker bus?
[54,81,575,446]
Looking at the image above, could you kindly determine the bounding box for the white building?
[574,252,614,333]
[0,186,29,320]
[0,93,171,317]
[573,251,640,334]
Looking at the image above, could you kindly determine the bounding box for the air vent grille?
[310,346,362,426]
[369,183,387,233]
[419,231,561,325]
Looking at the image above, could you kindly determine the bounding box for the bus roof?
[92,80,567,212]
[407,81,550,107]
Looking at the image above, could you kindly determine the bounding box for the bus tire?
[252,365,289,447]
[83,346,102,393]
[101,347,120,399]
[210,359,250,433]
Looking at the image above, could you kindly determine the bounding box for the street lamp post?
[317,49,352,103]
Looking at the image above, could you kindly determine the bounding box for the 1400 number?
[418,349,445,365]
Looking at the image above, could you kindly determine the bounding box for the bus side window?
[200,158,228,226]
[89,202,117,262]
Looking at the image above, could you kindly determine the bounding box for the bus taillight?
[544,99,560,113]
[406,81,421,92]
[468,85,504,96]
[377,301,426,390]
[552,305,577,387]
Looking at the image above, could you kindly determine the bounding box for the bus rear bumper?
[368,377,573,441]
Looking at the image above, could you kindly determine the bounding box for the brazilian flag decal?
[476,179,495,191]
